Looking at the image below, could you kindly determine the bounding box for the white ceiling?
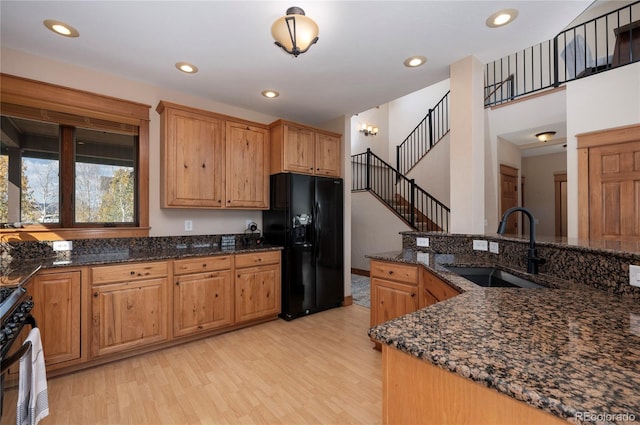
[0,1,595,126]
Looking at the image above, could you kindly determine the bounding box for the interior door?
[499,164,519,235]
[588,141,640,241]
[554,173,568,237]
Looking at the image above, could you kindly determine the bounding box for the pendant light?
[271,7,319,57]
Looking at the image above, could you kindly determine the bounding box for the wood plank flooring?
[1,305,381,425]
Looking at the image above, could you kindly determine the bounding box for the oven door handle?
[1,315,38,374]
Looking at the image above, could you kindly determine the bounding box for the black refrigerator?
[263,173,344,321]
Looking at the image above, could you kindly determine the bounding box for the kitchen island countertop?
[367,250,640,424]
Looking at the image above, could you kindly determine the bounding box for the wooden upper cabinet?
[270,120,342,177]
[157,101,270,210]
[225,121,270,209]
[158,102,225,208]
[315,132,341,177]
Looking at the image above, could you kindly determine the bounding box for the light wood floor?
[1,305,381,425]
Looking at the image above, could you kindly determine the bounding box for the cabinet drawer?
[92,261,168,285]
[370,261,418,285]
[235,251,280,268]
[174,255,232,275]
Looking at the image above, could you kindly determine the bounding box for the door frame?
[554,172,567,237]
[499,164,520,235]
[577,123,640,239]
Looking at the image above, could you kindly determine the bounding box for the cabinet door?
[422,268,460,303]
[225,122,269,208]
[235,264,280,323]
[174,270,233,337]
[91,277,169,357]
[371,278,419,327]
[283,125,315,174]
[31,270,81,366]
[163,108,225,207]
[315,133,341,177]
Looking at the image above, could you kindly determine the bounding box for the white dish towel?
[16,327,49,425]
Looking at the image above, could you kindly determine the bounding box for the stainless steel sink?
[446,266,545,288]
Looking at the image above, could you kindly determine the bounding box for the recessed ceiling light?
[175,62,198,74]
[261,90,279,98]
[404,56,427,68]
[486,9,518,28]
[43,19,79,37]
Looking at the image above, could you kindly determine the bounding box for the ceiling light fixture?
[486,9,518,28]
[404,56,427,68]
[261,90,280,98]
[360,123,379,136]
[271,6,319,57]
[535,131,556,143]
[43,19,79,37]
[175,62,198,74]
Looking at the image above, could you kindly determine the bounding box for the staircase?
[352,149,449,232]
[352,89,451,232]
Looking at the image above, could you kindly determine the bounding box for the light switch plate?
[416,237,430,247]
[489,241,499,254]
[52,240,73,251]
[473,240,488,251]
[630,264,640,287]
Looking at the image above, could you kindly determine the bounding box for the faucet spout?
[497,207,545,274]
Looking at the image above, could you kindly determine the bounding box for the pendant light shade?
[271,7,319,57]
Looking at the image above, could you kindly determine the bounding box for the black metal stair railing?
[352,148,449,232]
[396,90,450,175]
[485,1,639,106]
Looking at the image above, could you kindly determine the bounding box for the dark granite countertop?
[1,244,282,288]
[367,250,640,425]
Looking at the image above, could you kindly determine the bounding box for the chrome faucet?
[497,207,546,274]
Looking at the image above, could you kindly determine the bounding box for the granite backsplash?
[1,233,264,264]
[402,232,640,299]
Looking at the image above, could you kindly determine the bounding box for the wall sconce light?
[535,131,556,143]
[271,7,319,57]
[360,123,379,136]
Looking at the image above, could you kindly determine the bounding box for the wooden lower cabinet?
[420,267,460,308]
[370,259,461,348]
[371,278,419,326]
[235,251,281,323]
[173,270,233,337]
[30,269,83,368]
[91,265,169,358]
[370,260,420,328]
[382,345,569,425]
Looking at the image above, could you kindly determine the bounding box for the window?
[0,115,138,227]
[0,73,150,239]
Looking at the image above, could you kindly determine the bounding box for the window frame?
[0,73,150,241]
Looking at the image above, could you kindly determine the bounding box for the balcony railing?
[485,1,639,106]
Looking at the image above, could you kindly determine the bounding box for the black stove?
[0,286,34,356]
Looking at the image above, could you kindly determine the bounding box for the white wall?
[406,134,450,206]
[565,61,640,238]
[522,152,567,237]
[485,88,567,233]
[388,79,450,162]
[351,104,389,162]
[450,56,485,234]
[351,191,411,271]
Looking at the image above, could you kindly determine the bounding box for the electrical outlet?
[416,252,429,266]
[52,240,73,251]
[184,220,193,231]
[416,237,429,247]
[472,240,488,251]
[630,264,640,288]
[489,241,499,254]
